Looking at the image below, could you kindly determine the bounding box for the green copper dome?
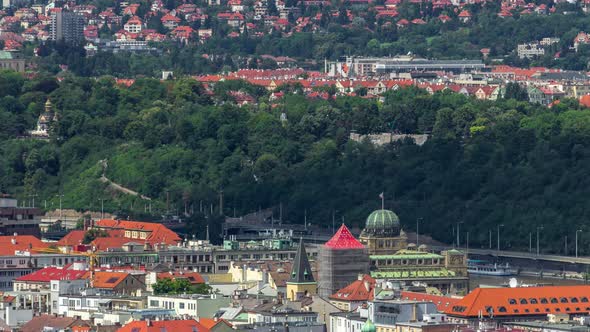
[361,319,376,332]
[364,209,401,236]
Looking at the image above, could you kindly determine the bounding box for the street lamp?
[98,198,106,219]
[576,229,583,258]
[536,226,544,256]
[416,218,423,247]
[55,194,64,220]
[497,224,504,251]
[457,221,464,248]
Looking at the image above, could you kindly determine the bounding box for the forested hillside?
[1,71,590,253]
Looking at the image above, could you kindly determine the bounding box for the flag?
[379,192,384,199]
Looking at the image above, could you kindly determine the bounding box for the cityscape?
[3,0,590,330]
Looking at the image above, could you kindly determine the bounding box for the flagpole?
[381,192,384,210]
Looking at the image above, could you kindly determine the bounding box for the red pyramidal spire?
[325,224,365,249]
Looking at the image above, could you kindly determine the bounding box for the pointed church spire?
[290,238,314,283]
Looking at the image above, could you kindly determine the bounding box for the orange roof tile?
[157,271,205,284]
[445,286,590,318]
[329,274,375,301]
[92,271,129,289]
[400,291,460,311]
[116,319,210,332]
[94,219,181,245]
[0,235,48,255]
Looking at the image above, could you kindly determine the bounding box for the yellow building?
[286,238,317,301]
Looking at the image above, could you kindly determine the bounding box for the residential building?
[329,274,375,311]
[92,271,145,295]
[20,314,91,332]
[92,219,181,245]
[0,194,42,236]
[50,11,85,44]
[123,16,143,33]
[147,294,231,318]
[116,319,213,332]
[517,43,545,59]
[444,286,590,327]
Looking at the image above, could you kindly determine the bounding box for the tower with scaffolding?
[318,224,369,298]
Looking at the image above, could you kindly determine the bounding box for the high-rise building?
[318,224,369,298]
[50,11,85,44]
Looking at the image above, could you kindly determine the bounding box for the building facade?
[50,11,85,44]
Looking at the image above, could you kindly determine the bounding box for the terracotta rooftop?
[16,267,89,283]
[445,286,590,317]
[330,274,375,301]
[400,291,460,311]
[116,319,210,332]
[0,235,48,255]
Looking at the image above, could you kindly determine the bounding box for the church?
[30,99,58,138]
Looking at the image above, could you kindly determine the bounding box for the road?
[433,246,590,265]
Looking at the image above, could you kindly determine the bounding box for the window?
[529,298,538,304]
[513,309,519,313]
[545,308,550,312]
[582,297,589,303]
[534,309,540,313]
[571,297,579,303]
[524,309,530,313]
[556,308,561,312]
[550,298,558,304]
[540,298,548,304]
[560,297,569,303]
[179,302,185,309]
[498,306,507,313]
[565,307,571,312]
[519,299,528,305]
[508,299,517,305]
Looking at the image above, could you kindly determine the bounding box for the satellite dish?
[508,278,518,288]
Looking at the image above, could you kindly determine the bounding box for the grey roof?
[289,238,314,283]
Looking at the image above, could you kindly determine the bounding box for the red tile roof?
[445,286,590,318]
[330,274,375,301]
[157,271,205,284]
[16,267,89,283]
[116,319,210,332]
[0,235,48,255]
[400,291,460,311]
[92,271,129,289]
[324,224,365,249]
[56,230,87,246]
[94,219,181,245]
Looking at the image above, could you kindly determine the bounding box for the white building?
[517,43,545,59]
[147,294,230,318]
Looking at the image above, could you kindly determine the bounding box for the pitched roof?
[329,274,375,301]
[0,235,48,255]
[116,319,210,332]
[21,315,90,332]
[324,224,365,249]
[400,291,460,311]
[445,286,590,318]
[56,230,87,246]
[16,267,89,283]
[92,271,129,289]
[157,271,205,284]
[94,219,181,244]
[289,238,315,284]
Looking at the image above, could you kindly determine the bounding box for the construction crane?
[30,247,99,287]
